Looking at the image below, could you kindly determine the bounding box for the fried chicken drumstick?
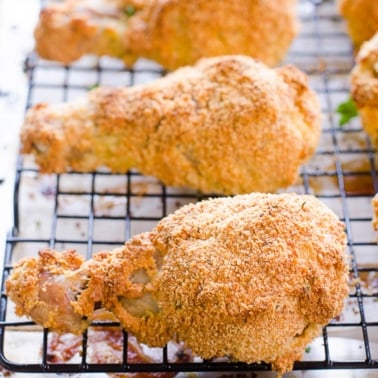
[6,193,349,376]
[21,55,321,195]
[34,0,299,69]
[350,32,378,145]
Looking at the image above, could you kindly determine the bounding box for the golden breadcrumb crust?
[6,193,349,376]
[350,32,378,145]
[372,193,378,231]
[338,0,378,50]
[34,0,299,70]
[21,55,321,195]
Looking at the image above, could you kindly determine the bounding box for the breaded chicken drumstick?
[350,32,378,145]
[6,193,349,377]
[21,55,321,195]
[34,0,299,69]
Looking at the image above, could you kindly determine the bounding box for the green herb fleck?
[124,5,136,17]
[87,83,99,91]
[305,346,311,353]
[336,97,358,126]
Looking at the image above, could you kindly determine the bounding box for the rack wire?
[0,0,378,375]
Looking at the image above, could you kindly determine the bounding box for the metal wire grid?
[0,0,377,374]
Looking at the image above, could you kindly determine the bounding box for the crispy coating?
[350,32,378,145]
[34,0,299,70]
[6,193,349,376]
[21,55,321,195]
[338,0,378,50]
[372,193,378,231]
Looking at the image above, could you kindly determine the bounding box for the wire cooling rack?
[0,0,378,376]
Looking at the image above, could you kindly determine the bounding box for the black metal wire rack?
[0,0,378,376]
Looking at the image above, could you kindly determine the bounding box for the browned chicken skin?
[34,0,299,69]
[21,55,321,195]
[6,193,349,376]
